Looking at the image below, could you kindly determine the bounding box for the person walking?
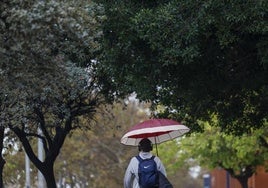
[124,138,167,188]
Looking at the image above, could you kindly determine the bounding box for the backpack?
[158,171,173,188]
[136,155,159,188]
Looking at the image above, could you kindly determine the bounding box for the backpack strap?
[136,155,143,162]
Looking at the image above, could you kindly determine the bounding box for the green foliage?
[156,139,203,187]
[156,139,183,173]
[0,0,105,142]
[0,0,105,66]
[96,0,268,134]
[0,0,106,129]
[179,116,268,182]
[0,0,105,186]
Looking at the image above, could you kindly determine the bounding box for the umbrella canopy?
[121,119,190,146]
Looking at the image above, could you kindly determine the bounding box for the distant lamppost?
[25,153,30,188]
[38,128,46,188]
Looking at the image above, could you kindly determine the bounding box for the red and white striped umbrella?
[120,119,190,146]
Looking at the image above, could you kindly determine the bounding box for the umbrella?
[120,119,190,155]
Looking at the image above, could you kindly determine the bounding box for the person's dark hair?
[138,138,153,152]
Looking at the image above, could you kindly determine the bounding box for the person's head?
[138,138,153,152]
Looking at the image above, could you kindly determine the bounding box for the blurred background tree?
[178,117,268,188]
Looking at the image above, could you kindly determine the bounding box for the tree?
[156,140,203,188]
[96,0,268,134]
[4,62,101,187]
[179,116,268,188]
[0,0,105,187]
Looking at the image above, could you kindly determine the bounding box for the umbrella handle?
[155,143,159,156]
[154,137,159,156]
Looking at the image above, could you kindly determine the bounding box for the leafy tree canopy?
[179,116,268,188]
[0,0,105,122]
[0,0,104,67]
[96,0,268,134]
[0,0,105,186]
[0,0,106,137]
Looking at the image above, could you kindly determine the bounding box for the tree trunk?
[226,166,253,188]
[41,163,57,188]
[237,176,249,188]
[0,127,6,188]
[11,125,68,188]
